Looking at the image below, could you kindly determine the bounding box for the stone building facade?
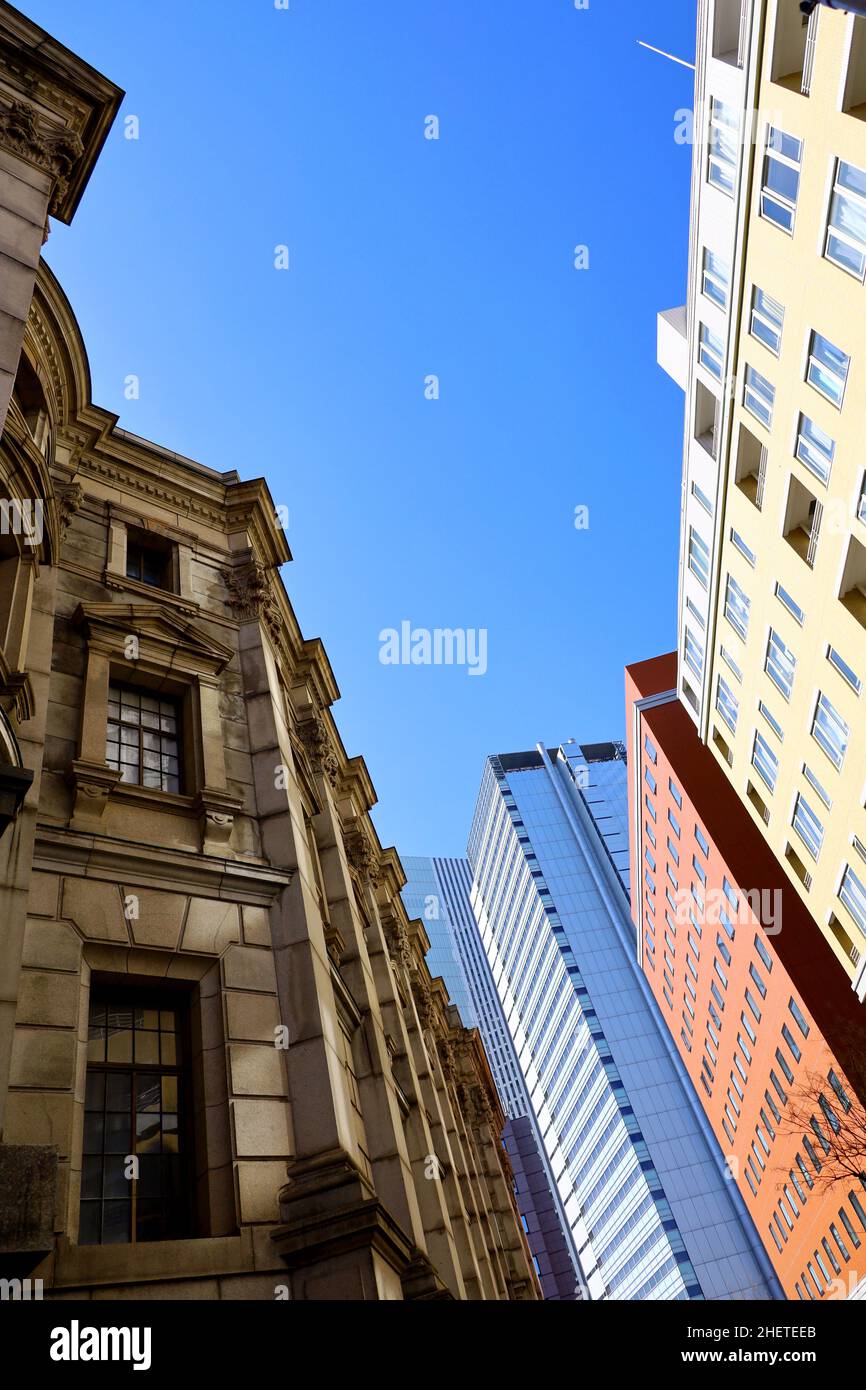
[0,3,539,1301]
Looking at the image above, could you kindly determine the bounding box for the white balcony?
[657,306,689,391]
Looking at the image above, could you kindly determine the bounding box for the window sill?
[52,1232,249,1290]
[110,780,198,815]
[104,569,199,615]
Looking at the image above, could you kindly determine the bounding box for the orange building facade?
[626,653,866,1302]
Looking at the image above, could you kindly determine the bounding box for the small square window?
[126,529,174,592]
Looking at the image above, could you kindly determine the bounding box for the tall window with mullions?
[80,991,191,1245]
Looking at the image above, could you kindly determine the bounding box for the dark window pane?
[81,1156,102,1199]
[136,1199,164,1243]
[83,1114,104,1154]
[102,1201,131,1245]
[78,1202,102,1246]
[104,1155,131,1199]
[85,1072,105,1111]
[105,1074,131,1113]
[104,1113,130,1154]
[160,1033,177,1066]
[162,1076,178,1111]
[137,1155,162,1198]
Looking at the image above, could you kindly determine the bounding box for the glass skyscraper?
[401,857,480,1030]
[467,741,781,1301]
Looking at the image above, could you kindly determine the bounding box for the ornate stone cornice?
[0,8,123,226]
[0,100,83,216]
[75,453,230,531]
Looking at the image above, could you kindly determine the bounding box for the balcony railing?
[807,501,823,568]
[755,445,768,509]
[737,0,750,70]
[802,8,819,96]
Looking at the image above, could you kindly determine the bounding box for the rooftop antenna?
[637,40,696,71]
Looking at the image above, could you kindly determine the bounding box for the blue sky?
[29,0,696,857]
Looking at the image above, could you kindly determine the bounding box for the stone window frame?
[64,944,236,1252]
[105,512,196,610]
[79,980,195,1247]
[68,602,243,847]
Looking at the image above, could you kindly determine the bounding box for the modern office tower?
[401,856,532,1117]
[401,858,480,1030]
[401,856,579,1299]
[626,652,866,1301]
[657,0,866,996]
[467,744,779,1300]
[0,4,539,1302]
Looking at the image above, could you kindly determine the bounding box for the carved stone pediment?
[73,602,234,677]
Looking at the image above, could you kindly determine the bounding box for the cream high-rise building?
[659,0,866,999]
[0,3,539,1301]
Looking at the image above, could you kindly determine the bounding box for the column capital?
[0,101,82,215]
[0,6,123,225]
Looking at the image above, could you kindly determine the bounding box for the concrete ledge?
[51,1233,251,1290]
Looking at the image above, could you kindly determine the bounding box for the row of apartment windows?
[639,771,865,1270]
[701,290,850,427]
[738,327,852,481]
[793,1193,866,1300]
[680,892,864,1293]
[711,555,866,935]
[708,104,866,285]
